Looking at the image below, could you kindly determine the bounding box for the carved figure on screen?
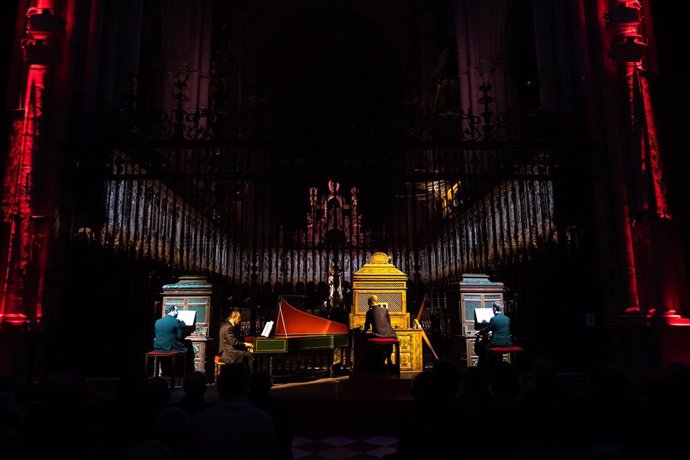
[328,180,341,201]
[350,186,358,208]
[309,187,318,207]
[328,265,335,300]
[327,262,344,306]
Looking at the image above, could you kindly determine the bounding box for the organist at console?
[350,252,424,374]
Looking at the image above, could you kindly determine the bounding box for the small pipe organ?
[350,252,423,373]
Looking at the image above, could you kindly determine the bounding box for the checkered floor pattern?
[292,434,399,459]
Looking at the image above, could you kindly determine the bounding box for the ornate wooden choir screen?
[96,145,565,289]
[89,141,582,338]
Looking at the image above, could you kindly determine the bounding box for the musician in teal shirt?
[476,301,512,368]
[154,305,188,352]
[486,301,512,347]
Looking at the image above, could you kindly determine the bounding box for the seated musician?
[153,305,192,374]
[362,295,397,370]
[154,305,189,352]
[475,301,512,368]
[219,309,255,372]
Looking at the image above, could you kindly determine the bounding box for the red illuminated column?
[602,0,688,323]
[0,3,65,326]
[587,0,642,315]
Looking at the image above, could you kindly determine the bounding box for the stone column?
[0,2,65,327]
[601,0,687,323]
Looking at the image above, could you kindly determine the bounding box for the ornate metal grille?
[356,293,404,313]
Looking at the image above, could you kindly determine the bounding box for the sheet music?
[474,307,494,324]
[261,321,274,337]
[177,310,196,326]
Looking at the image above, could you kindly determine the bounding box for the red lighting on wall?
[623,199,640,313]
[639,75,671,220]
[0,67,46,326]
[0,1,63,327]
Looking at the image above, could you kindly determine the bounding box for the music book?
[177,310,197,326]
[261,320,274,337]
[474,307,494,324]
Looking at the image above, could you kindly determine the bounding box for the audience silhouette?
[193,363,277,460]
[6,356,690,460]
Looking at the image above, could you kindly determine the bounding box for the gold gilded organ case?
[350,252,423,373]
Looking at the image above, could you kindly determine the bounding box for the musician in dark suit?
[363,295,397,370]
[476,301,512,368]
[364,295,397,338]
[219,309,255,372]
[486,301,512,347]
[154,305,188,352]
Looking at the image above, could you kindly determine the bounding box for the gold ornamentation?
[351,253,423,373]
[370,252,390,264]
[396,329,423,372]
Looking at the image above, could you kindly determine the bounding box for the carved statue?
[327,262,344,305]
[328,180,340,197]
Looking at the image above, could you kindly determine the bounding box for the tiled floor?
[292,434,398,459]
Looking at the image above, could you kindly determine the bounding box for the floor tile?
[320,435,358,447]
[344,441,380,452]
[362,435,398,446]
[299,441,333,453]
[318,447,360,459]
[293,435,315,447]
[292,447,312,459]
[367,446,397,458]
[293,434,398,459]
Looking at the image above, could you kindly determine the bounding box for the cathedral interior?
[1,1,690,457]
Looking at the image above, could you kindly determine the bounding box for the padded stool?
[367,337,401,377]
[145,351,185,388]
[488,345,524,365]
